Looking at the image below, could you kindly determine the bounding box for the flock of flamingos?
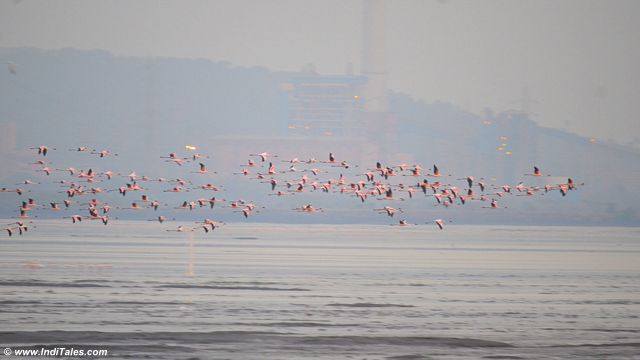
[1,145,582,237]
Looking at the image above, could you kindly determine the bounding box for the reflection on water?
[1,221,639,359]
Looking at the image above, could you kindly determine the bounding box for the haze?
[1,0,639,146]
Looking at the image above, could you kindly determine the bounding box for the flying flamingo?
[166,225,194,232]
[525,166,550,177]
[36,167,52,176]
[389,219,414,226]
[193,163,215,175]
[30,145,55,156]
[207,197,225,208]
[483,199,507,209]
[16,180,40,186]
[91,150,118,158]
[249,152,277,162]
[241,159,257,167]
[374,206,402,217]
[200,184,223,191]
[294,204,323,213]
[69,146,92,152]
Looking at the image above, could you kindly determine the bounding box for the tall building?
[361,0,388,114]
[279,0,397,164]
[283,72,366,137]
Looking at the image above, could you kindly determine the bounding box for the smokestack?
[362,0,388,113]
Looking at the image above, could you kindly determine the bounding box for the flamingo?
[427,164,450,177]
[294,204,323,213]
[193,163,214,175]
[405,166,422,176]
[200,184,223,191]
[456,176,474,188]
[166,225,194,232]
[241,159,256,167]
[78,169,95,179]
[207,197,225,208]
[269,191,292,196]
[199,219,225,230]
[177,201,196,211]
[191,153,208,161]
[120,202,142,210]
[37,167,52,176]
[161,153,180,160]
[150,201,162,211]
[374,206,402,217]
[483,199,507,209]
[390,219,413,226]
[164,186,188,193]
[17,180,40,185]
[265,179,277,191]
[362,172,374,182]
[55,167,76,176]
[30,145,55,156]
[525,166,550,177]
[236,207,252,218]
[69,146,92,152]
[1,188,27,195]
[378,187,400,201]
[250,152,277,162]
[478,182,487,192]
[430,164,441,177]
[4,222,29,236]
[92,150,118,158]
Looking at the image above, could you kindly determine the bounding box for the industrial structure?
[284,0,391,139]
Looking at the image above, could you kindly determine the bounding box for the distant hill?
[1,47,638,225]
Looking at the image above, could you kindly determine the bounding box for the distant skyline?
[1,0,639,147]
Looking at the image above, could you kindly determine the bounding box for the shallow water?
[1,221,639,359]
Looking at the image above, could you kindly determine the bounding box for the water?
[1,221,639,359]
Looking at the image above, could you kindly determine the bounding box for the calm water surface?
[1,221,639,359]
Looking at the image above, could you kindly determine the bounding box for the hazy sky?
[1,0,639,146]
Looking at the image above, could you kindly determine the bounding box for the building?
[282,72,366,137]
